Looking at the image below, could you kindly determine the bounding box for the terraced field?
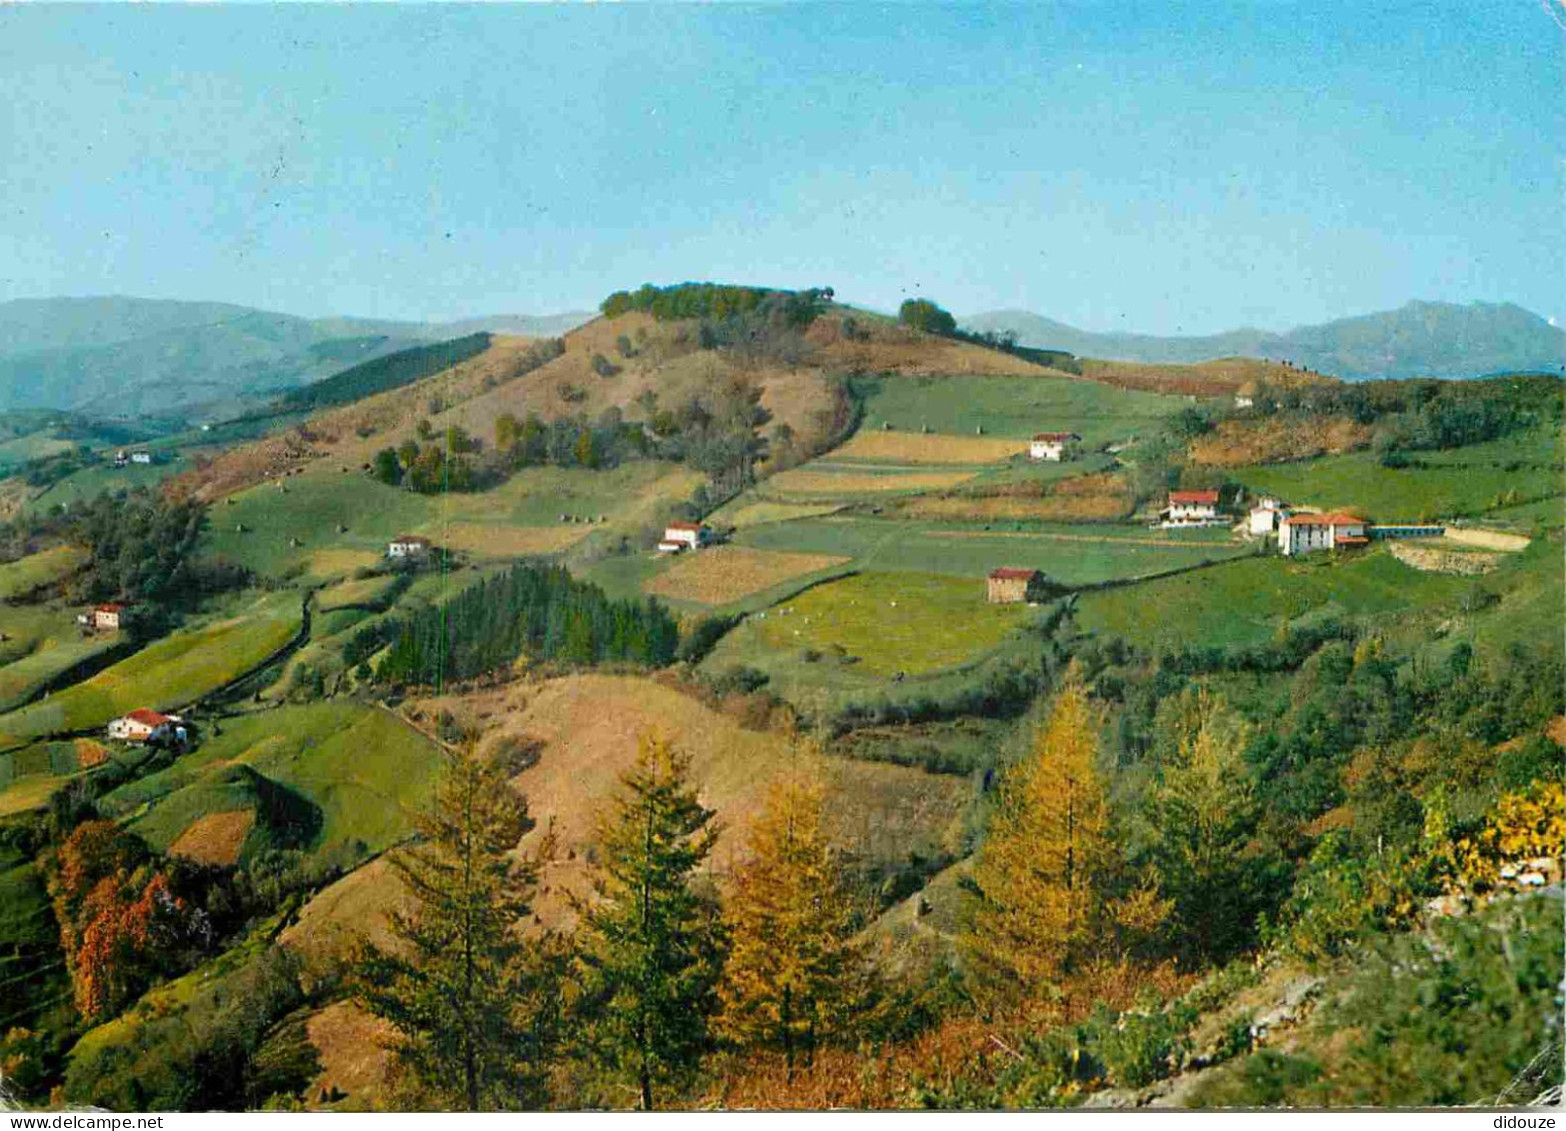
[0,604,124,713]
[0,590,302,744]
[201,461,702,579]
[643,545,851,608]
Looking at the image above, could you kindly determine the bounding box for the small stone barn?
[987,567,1048,604]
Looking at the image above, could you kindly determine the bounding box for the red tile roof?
[123,708,171,728]
[1032,432,1082,442]
[666,521,705,532]
[1169,490,1220,505]
[95,603,125,613]
[1282,512,1364,526]
[988,568,1041,581]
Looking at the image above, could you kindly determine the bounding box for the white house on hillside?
[659,521,711,553]
[1164,489,1221,526]
[1247,496,1287,536]
[387,535,431,559]
[1278,512,1369,556]
[1029,432,1082,462]
[108,708,184,745]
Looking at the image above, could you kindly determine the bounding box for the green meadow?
[0,591,302,744]
[853,373,1186,446]
[1234,451,1562,522]
[102,701,444,863]
[734,515,1247,585]
[1072,545,1476,652]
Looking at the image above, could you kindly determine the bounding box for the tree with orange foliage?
[967,670,1114,994]
[48,821,191,1023]
[717,773,863,1080]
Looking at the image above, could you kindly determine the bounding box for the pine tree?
[967,670,1112,992]
[356,742,562,1111]
[718,774,862,1079]
[573,734,724,1110]
[1146,690,1270,961]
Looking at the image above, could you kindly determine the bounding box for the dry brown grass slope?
[170,308,1073,503]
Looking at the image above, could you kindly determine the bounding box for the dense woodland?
[281,333,494,412]
[368,563,680,688]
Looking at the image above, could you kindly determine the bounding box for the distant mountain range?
[0,297,592,417]
[963,300,1565,381]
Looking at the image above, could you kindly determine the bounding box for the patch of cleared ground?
[168,809,256,867]
[643,545,850,606]
[831,431,1027,465]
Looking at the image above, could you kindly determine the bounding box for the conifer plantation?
[372,563,680,688]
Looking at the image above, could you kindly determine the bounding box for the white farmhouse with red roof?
[1163,489,1222,526]
[1029,432,1082,462]
[1278,512,1369,556]
[659,521,711,553]
[108,708,178,744]
[387,534,431,560]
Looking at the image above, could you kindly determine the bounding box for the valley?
[0,283,1559,1112]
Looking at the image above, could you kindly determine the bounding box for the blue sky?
[1,2,1559,333]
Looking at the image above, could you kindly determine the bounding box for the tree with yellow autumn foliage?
[966,670,1114,993]
[717,773,863,1079]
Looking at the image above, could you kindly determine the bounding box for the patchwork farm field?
[762,463,980,501]
[0,590,302,744]
[706,570,1036,678]
[201,461,702,579]
[853,373,1185,446]
[826,430,1029,465]
[1234,450,1563,522]
[1072,546,1474,652]
[101,701,444,864]
[0,738,115,816]
[734,516,1247,584]
[642,545,851,608]
[709,499,844,529]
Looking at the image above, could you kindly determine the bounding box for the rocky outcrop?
[1389,541,1502,575]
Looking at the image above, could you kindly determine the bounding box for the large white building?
[1278,512,1369,556]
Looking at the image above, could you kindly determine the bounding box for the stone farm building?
[387,535,431,560]
[88,603,124,631]
[659,521,711,553]
[1278,512,1369,556]
[987,567,1048,604]
[1029,432,1082,462]
[1164,489,1221,526]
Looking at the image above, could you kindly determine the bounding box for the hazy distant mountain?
[964,301,1566,380]
[0,297,593,417]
